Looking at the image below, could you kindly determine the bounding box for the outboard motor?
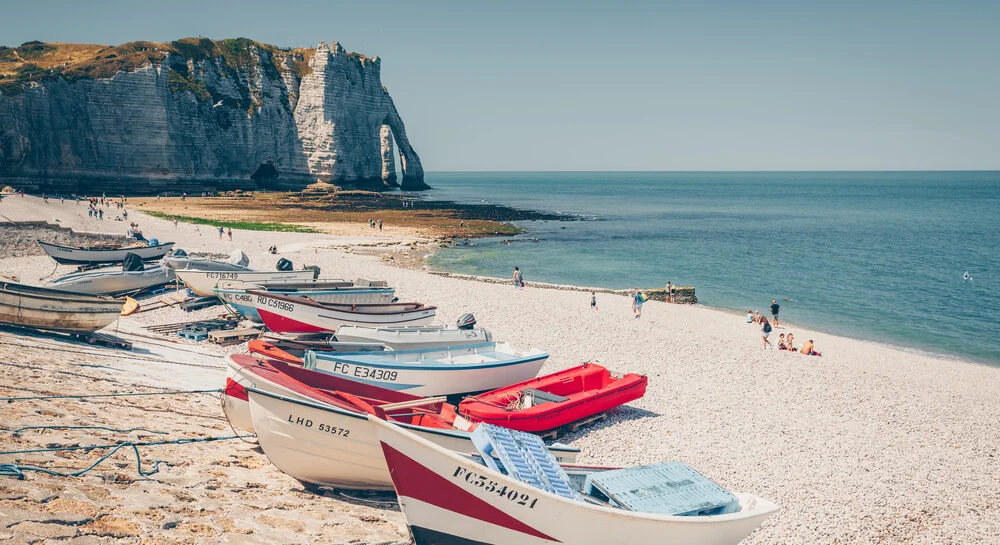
[456,313,477,330]
[171,248,188,257]
[148,238,159,247]
[275,258,293,271]
[122,252,145,272]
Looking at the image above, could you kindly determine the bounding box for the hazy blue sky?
[3,1,998,171]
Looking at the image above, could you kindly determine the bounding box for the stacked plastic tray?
[471,424,577,500]
[583,461,740,516]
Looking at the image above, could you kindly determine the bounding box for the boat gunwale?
[248,290,435,314]
[37,240,175,253]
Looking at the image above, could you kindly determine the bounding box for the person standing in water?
[665,281,672,303]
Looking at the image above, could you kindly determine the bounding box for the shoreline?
[3,195,1000,543]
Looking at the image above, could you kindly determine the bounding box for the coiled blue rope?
[0,434,252,480]
[1,388,222,402]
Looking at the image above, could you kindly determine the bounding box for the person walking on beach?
[227,228,233,241]
[591,291,598,310]
[770,300,780,328]
[173,218,178,228]
[512,267,523,289]
[665,281,672,303]
[218,226,224,239]
[761,316,773,349]
[98,209,103,220]
[632,289,644,319]
[378,219,383,231]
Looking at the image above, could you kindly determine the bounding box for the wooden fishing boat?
[245,340,548,397]
[162,255,251,272]
[214,280,395,322]
[224,355,578,491]
[459,363,648,432]
[174,269,317,297]
[250,291,436,334]
[0,281,124,333]
[372,417,779,545]
[45,264,172,295]
[334,323,493,351]
[38,240,174,265]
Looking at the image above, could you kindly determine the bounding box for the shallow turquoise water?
[420,172,1000,364]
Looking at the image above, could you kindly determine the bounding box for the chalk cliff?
[0,39,428,193]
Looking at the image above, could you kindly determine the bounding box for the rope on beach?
[0,433,253,480]
[10,425,168,436]
[0,388,222,403]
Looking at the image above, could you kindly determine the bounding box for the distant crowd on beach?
[749,299,820,356]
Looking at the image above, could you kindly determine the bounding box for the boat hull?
[215,286,396,323]
[162,256,250,272]
[252,292,436,334]
[312,345,549,396]
[0,282,123,333]
[175,269,316,297]
[38,241,175,265]
[334,325,493,351]
[459,364,648,432]
[372,417,779,545]
[45,265,172,295]
[247,388,577,491]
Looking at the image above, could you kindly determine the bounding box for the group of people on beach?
[217,226,233,241]
[750,300,820,355]
[368,218,383,231]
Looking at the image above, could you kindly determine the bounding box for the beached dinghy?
[306,342,548,396]
[229,356,577,490]
[175,268,318,297]
[251,291,436,334]
[38,240,174,265]
[459,363,648,432]
[162,249,251,272]
[214,280,395,322]
[373,418,779,545]
[45,254,172,295]
[0,281,124,333]
[334,320,493,351]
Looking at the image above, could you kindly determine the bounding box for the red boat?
[458,363,648,432]
[247,339,303,364]
[226,354,464,431]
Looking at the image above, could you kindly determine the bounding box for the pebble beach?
[1,195,999,544]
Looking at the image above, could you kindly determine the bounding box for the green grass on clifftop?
[144,211,318,233]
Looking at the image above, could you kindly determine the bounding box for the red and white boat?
[222,355,579,490]
[459,363,648,432]
[372,416,779,545]
[250,290,436,334]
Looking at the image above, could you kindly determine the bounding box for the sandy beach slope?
[1,195,999,544]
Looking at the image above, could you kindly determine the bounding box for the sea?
[416,172,1000,365]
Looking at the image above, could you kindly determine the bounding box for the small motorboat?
[224,355,578,491]
[0,281,124,333]
[38,240,174,265]
[307,342,548,396]
[162,249,251,272]
[214,279,395,322]
[250,291,435,334]
[45,253,172,295]
[334,317,492,351]
[247,340,549,397]
[175,268,318,297]
[372,417,779,545]
[459,363,648,432]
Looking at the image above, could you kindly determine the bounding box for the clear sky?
[3,1,998,171]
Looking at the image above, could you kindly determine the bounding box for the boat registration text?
[326,361,398,382]
[452,466,539,508]
[287,415,351,437]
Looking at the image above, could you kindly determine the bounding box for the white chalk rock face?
[0,39,427,193]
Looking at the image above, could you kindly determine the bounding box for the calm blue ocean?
[418,172,1000,365]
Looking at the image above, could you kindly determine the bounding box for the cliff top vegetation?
[0,38,366,95]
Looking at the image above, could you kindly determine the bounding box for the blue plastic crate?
[583,462,739,516]
[471,424,577,500]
